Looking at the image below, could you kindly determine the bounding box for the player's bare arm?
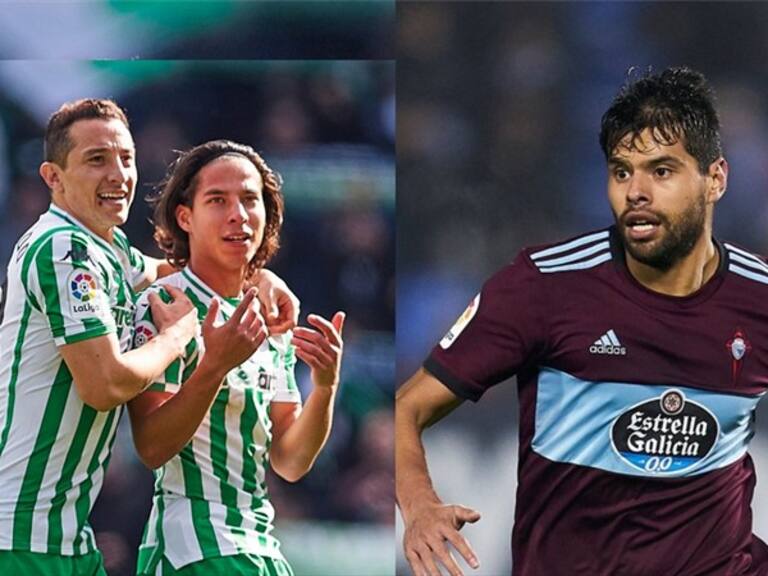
[269,311,345,482]
[60,284,197,411]
[141,255,300,333]
[128,288,267,469]
[397,368,481,576]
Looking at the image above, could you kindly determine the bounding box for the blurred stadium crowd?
[398,3,768,574]
[0,59,394,575]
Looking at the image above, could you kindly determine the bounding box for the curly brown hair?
[150,140,284,276]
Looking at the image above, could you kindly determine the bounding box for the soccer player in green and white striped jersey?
[0,99,200,575]
[127,140,344,576]
[0,101,299,576]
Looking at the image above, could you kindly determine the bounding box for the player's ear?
[176,204,192,233]
[706,157,728,204]
[39,162,63,194]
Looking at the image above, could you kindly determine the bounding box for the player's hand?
[149,285,198,343]
[291,312,345,390]
[403,503,481,576]
[201,288,268,370]
[249,269,300,335]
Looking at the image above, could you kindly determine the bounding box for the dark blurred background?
[398,2,768,574]
[0,4,394,575]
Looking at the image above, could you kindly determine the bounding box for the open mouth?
[623,212,662,240]
[97,192,129,202]
[222,232,253,244]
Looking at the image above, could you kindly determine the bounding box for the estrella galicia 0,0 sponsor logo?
[611,389,719,475]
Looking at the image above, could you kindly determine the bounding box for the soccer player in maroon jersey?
[397,67,768,576]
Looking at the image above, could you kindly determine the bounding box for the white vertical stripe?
[600,335,611,346]
[163,499,204,567]
[606,330,620,346]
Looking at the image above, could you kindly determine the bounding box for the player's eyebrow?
[81,145,134,156]
[608,155,686,170]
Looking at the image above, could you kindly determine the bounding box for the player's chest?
[214,347,281,409]
[544,297,768,395]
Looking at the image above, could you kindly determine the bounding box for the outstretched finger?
[292,335,334,366]
[203,298,220,331]
[405,547,429,576]
[429,541,465,576]
[331,311,345,337]
[306,314,342,346]
[417,544,443,576]
[293,346,324,372]
[441,529,479,571]
[231,288,258,323]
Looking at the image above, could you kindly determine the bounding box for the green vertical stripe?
[35,239,65,337]
[240,387,258,496]
[46,404,97,549]
[136,490,166,575]
[12,362,73,549]
[179,444,220,556]
[184,287,209,320]
[209,388,243,530]
[0,301,32,458]
[284,345,297,392]
[71,408,118,553]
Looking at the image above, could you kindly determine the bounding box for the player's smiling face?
[177,155,266,279]
[48,118,136,241]
[607,128,726,271]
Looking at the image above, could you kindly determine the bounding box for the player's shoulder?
[521,227,613,275]
[722,240,768,287]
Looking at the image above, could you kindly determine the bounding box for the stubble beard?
[619,195,707,272]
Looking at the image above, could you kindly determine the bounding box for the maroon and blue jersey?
[426,227,768,576]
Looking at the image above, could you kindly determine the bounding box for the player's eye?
[655,166,671,178]
[88,155,104,164]
[613,168,630,181]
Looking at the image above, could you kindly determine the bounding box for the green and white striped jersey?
[134,268,301,573]
[0,204,147,556]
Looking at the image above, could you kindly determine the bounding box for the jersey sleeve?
[24,230,116,346]
[424,250,550,402]
[271,332,301,403]
[133,286,186,394]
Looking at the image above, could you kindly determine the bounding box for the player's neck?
[187,256,246,298]
[51,197,114,243]
[625,231,719,297]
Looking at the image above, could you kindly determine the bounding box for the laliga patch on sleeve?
[67,270,105,317]
[440,293,480,349]
[133,320,158,347]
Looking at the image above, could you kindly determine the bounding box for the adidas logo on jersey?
[589,329,627,355]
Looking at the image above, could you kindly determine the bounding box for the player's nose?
[626,172,652,205]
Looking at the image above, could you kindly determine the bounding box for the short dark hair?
[151,139,284,275]
[45,99,130,167]
[599,67,723,173]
